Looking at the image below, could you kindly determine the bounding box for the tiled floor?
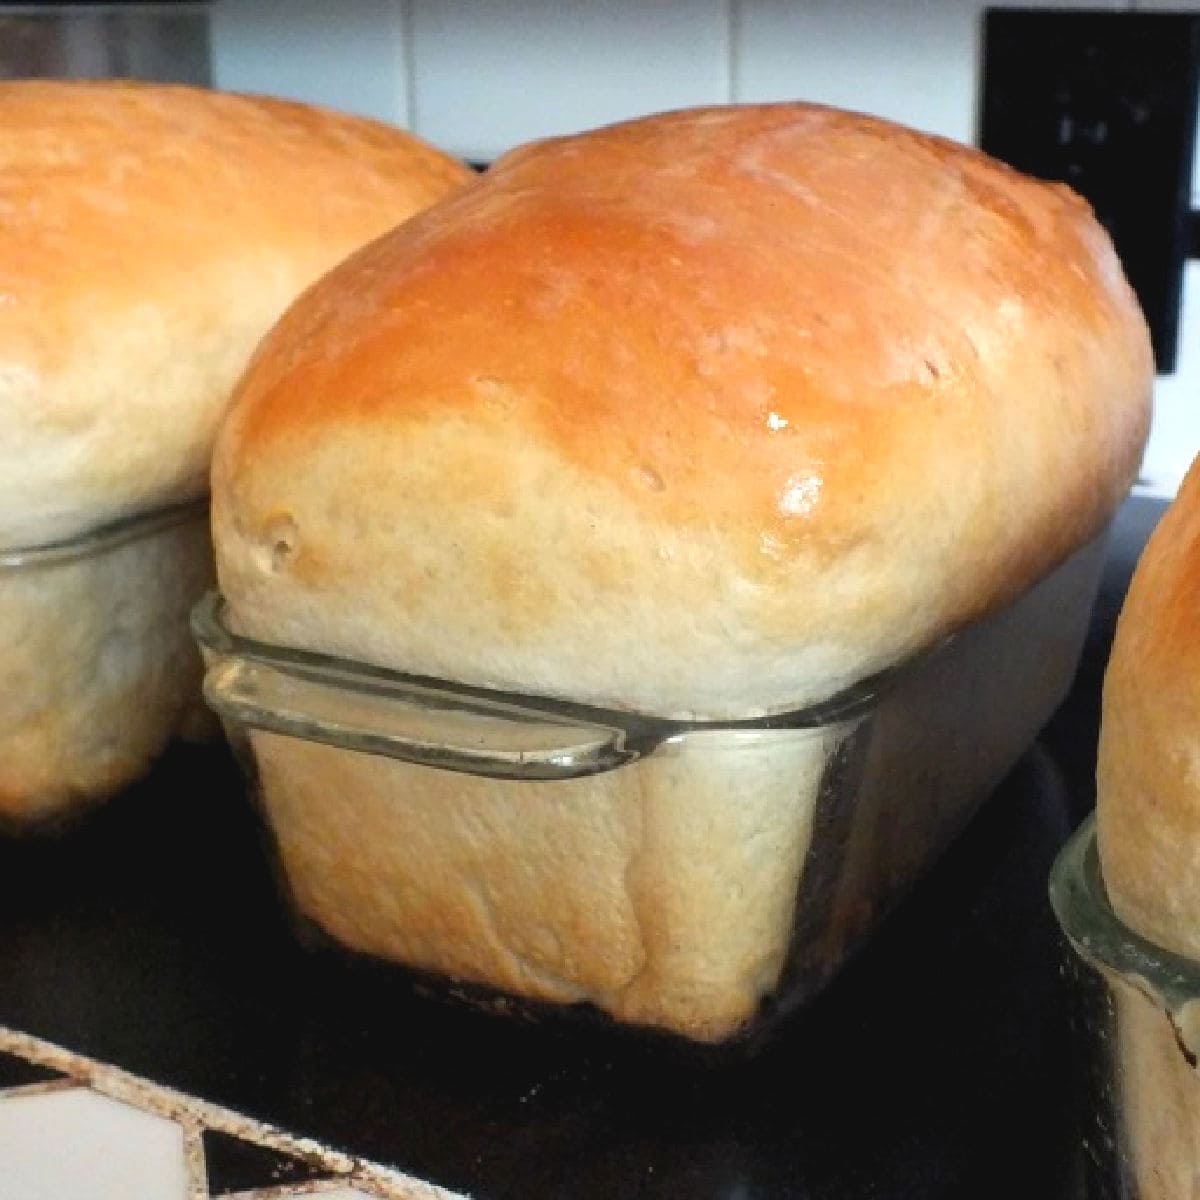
[0,1087,190,1199]
[0,1029,462,1200]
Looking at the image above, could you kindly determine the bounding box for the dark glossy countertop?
[0,497,1167,1200]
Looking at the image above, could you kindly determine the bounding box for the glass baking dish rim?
[0,497,209,571]
[1051,815,1200,1063]
[191,588,916,779]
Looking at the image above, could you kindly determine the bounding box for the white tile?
[733,0,978,142]
[0,1086,188,1200]
[410,0,730,162]
[733,0,1131,145]
[1141,262,1200,496]
[211,0,411,127]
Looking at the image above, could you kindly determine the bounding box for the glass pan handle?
[202,655,641,781]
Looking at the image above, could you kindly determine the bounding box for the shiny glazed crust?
[0,79,472,547]
[214,102,1152,718]
[1098,457,1200,958]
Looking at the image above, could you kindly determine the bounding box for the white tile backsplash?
[409,0,730,162]
[732,0,1131,144]
[732,0,981,142]
[0,1087,189,1200]
[211,0,411,126]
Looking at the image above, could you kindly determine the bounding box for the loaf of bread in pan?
[1095,460,1200,1199]
[0,512,214,828]
[252,724,840,1042]
[210,103,1152,1041]
[0,80,473,549]
[1,81,471,820]
[241,528,1103,1041]
[1098,457,1200,958]
[214,103,1152,720]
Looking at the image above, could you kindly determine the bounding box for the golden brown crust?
[0,79,472,546]
[1098,457,1200,957]
[214,102,1152,718]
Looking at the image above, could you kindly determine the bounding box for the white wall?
[212,0,1199,496]
[211,0,410,125]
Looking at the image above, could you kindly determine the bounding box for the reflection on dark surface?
[0,497,1166,1200]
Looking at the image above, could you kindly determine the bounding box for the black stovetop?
[0,498,1166,1200]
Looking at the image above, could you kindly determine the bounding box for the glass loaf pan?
[1051,818,1200,1199]
[0,500,214,831]
[195,532,1107,1047]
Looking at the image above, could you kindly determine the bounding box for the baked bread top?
[1098,456,1200,958]
[213,103,1153,719]
[0,79,472,547]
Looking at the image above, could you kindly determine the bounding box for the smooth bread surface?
[215,103,1152,719]
[1099,457,1200,959]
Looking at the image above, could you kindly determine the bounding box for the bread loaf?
[1094,456,1200,1198]
[0,81,471,821]
[213,103,1151,720]
[0,80,473,548]
[0,510,213,826]
[210,103,1153,1040]
[1098,457,1200,956]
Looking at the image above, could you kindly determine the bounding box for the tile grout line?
[181,1113,210,1200]
[725,0,741,104]
[0,1025,470,1200]
[400,0,419,133]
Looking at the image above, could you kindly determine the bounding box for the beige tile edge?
[181,1113,211,1200]
[0,1077,79,1101]
[225,1186,404,1199]
[0,1025,470,1200]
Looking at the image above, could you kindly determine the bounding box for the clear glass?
[0,500,208,570]
[1052,819,1200,1198]
[195,533,1108,1047]
[1,500,214,831]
